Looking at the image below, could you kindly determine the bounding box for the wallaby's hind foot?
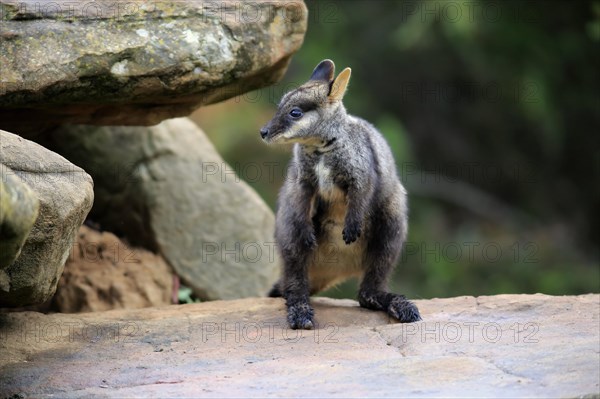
[286,300,314,329]
[387,295,421,322]
[359,290,421,323]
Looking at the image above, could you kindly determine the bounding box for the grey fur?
[261,59,421,329]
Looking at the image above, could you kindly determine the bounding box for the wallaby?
[260,59,421,329]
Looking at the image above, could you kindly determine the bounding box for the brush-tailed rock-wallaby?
[260,59,421,329]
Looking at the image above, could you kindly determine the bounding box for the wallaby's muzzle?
[260,126,270,139]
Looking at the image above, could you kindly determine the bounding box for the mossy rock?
[0,169,39,270]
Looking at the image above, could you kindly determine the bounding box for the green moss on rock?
[0,171,39,268]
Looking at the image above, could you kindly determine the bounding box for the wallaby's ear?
[310,59,335,82]
[328,67,351,102]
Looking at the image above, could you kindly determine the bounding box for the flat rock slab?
[0,294,598,397]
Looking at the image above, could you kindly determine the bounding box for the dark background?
[192,0,599,299]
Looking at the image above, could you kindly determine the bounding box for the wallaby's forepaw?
[342,220,361,244]
[287,302,315,329]
[388,296,421,323]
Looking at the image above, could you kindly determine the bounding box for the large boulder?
[0,130,94,307]
[43,118,279,300]
[52,225,174,313]
[0,0,308,134]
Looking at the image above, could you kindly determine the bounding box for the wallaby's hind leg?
[358,212,421,323]
[282,256,314,329]
[268,270,314,329]
[269,276,314,329]
[278,230,316,329]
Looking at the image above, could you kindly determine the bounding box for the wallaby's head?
[260,59,351,146]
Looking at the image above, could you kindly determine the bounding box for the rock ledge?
[1,294,598,397]
[0,0,308,133]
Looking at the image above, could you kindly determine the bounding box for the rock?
[0,294,597,397]
[0,0,308,134]
[43,118,279,301]
[0,168,39,269]
[51,225,174,313]
[0,130,94,307]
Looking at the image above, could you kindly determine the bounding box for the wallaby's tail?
[268,280,283,297]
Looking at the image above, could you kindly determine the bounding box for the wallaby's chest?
[311,157,347,223]
[309,158,364,284]
[314,157,345,203]
[315,157,334,191]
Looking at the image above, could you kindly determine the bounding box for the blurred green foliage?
[193,0,599,299]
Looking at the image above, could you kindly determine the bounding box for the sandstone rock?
[44,118,279,300]
[0,294,597,397]
[0,168,39,269]
[0,130,94,307]
[52,225,174,313]
[0,0,308,134]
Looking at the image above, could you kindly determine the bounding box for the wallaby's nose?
[260,127,269,139]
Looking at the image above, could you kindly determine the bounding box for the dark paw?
[342,220,361,244]
[388,296,422,323]
[299,228,317,250]
[287,302,315,329]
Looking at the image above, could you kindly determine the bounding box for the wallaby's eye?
[289,108,303,119]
